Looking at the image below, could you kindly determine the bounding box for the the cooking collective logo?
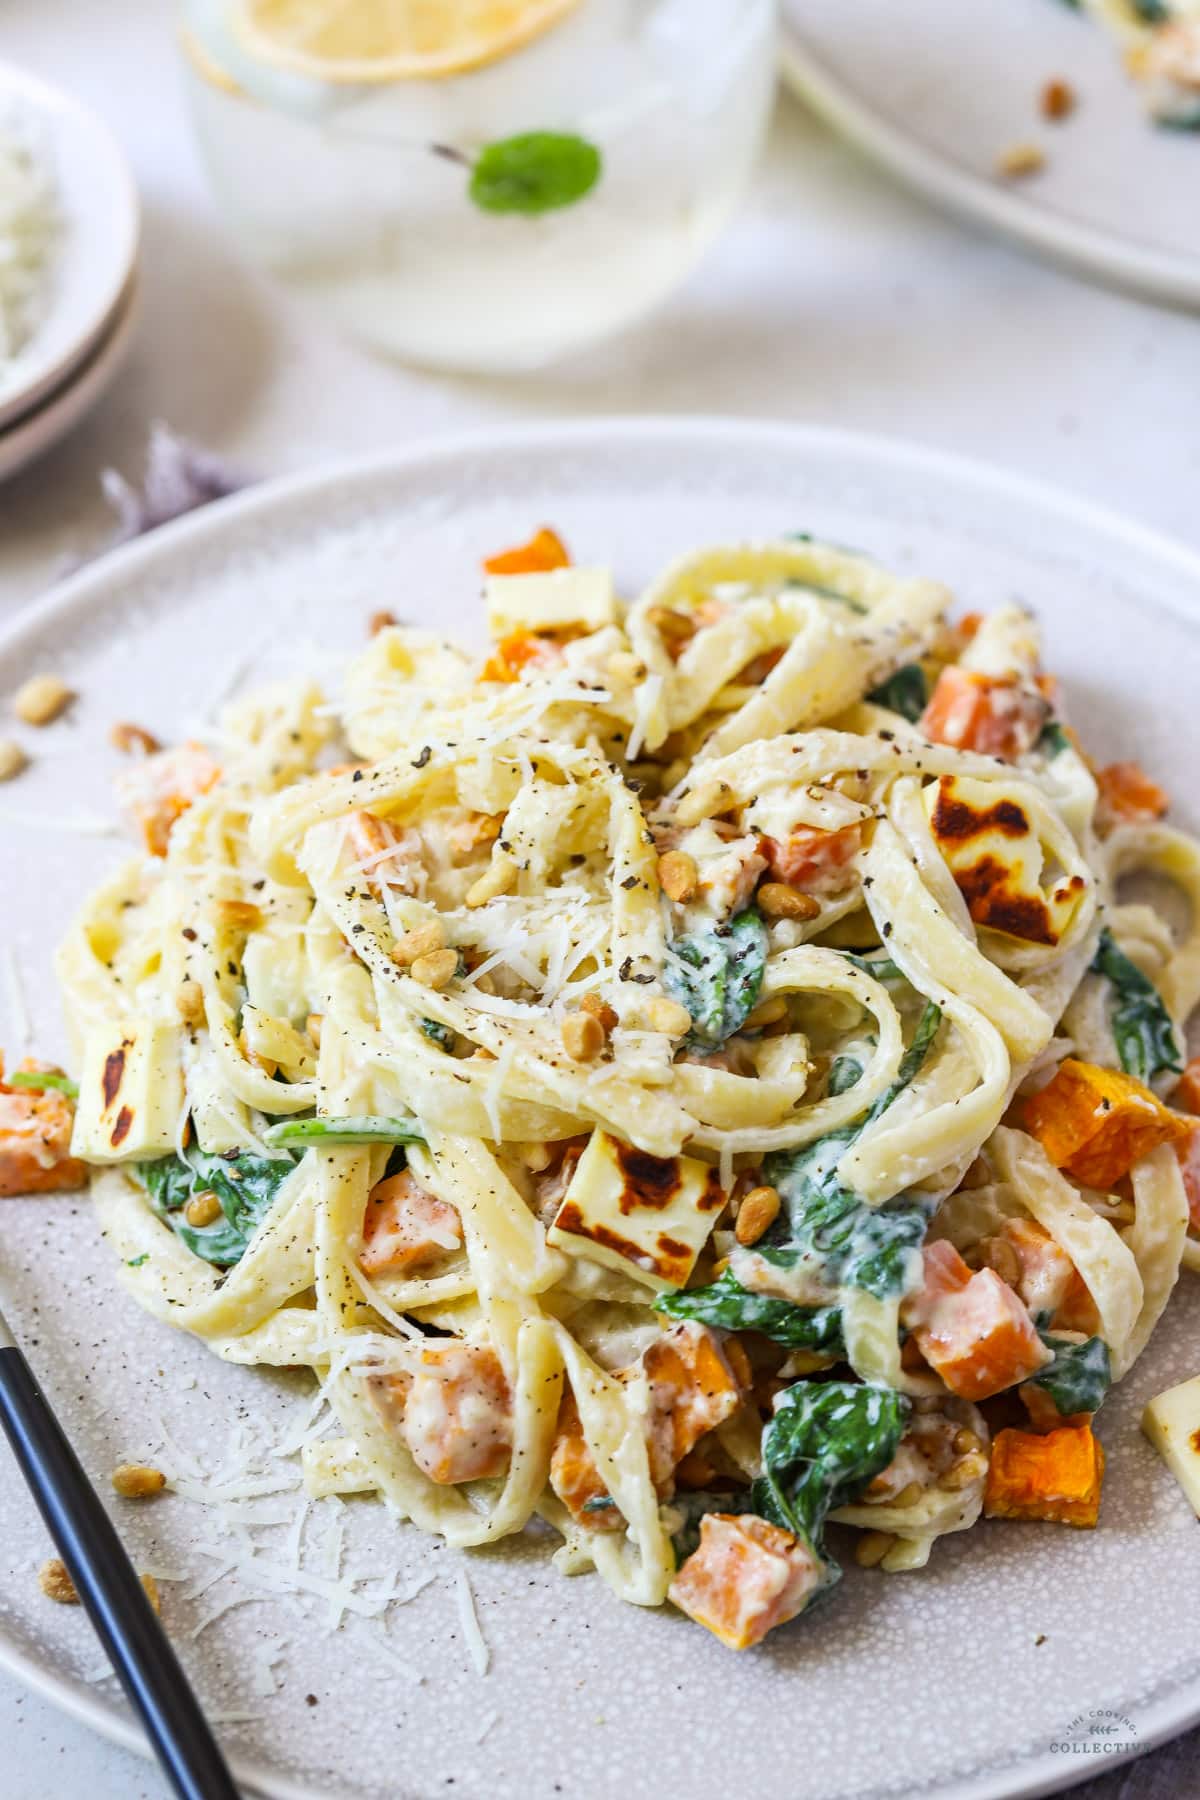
[1050,1709,1140,1758]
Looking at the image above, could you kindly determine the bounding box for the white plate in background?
[780,0,1200,309]
[0,61,139,431]
[1,420,1200,1800]
[0,273,138,483]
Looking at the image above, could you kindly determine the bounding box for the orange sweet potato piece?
[902,1240,1050,1402]
[1176,1122,1200,1234]
[995,1217,1099,1337]
[0,1057,87,1197]
[760,823,862,894]
[479,630,566,684]
[919,666,1047,761]
[668,1512,824,1650]
[114,742,220,857]
[401,1341,512,1486]
[983,1423,1104,1527]
[359,1169,462,1276]
[1095,761,1169,828]
[1174,1058,1200,1118]
[1023,1059,1190,1190]
[482,527,570,576]
[548,1394,624,1533]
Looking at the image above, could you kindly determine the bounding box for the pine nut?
[519,1142,554,1173]
[217,899,262,930]
[14,673,74,726]
[109,721,161,755]
[111,1463,166,1498]
[996,141,1045,179]
[735,1185,782,1246]
[854,1531,896,1569]
[368,610,397,635]
[891,1481,925,1509]
[391,920,446,965]
[184,1190,222,1228]
[943,1451,988,1490]
[657,850,698,903]
[580,992,618,1034]
[744,995,788,1029]
[0,739,28,782]
[980,1235,1021,1287]
[465,854,516,908]
[175,980,205,1026]
[562,1010,605,1062]
[953,1427,985,1456]
[410,947,459,990]
[758,882,822,920]
[38,1559,79,1603]
[1040,78,1075,120]
[141,1573,161,1615]
[306,1012,323,1046]
[644,996,692,1037]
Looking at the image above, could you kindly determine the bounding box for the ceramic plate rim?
[0,271,140,484]
[3,416,1200,1800]
[0,60,141,431]
[777,24,1200,311]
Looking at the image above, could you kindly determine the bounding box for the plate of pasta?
[2,418,1200,1800]
[780,0,1200,310]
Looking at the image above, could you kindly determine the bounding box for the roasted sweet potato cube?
[669,1513,824,1649]
[1095,761,1168,828]
[903,1240,1050,1402]
[402,1341,512,1486]
[1024,1059,1190,1189]
[995,1217,1099,1336]
[1175,1058,1200,1118]
[359,1169,462,1276]
[482,527,570,576]
[642,1323,750,1490]
[114,742,220,857]
[548,1394,624,1532]
[984,1423,1104,1527]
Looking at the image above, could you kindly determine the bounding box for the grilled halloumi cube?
[71,1019,185,1162]
[1142,1373,1200,1515]
[485,568,617,641]
[547,1129,725,1291]
[925,774,1086,946]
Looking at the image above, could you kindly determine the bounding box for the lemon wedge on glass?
[227,0,584,83]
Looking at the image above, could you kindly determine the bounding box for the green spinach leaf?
[7,1068,78,1098]
[1037,721,1072,758]
[663,908,768,1051]
[867,664,927,722]
[751,1378,910,1551]
[419,1017,455,1051]
[262,1115,426,1148]
[1029,1333,1111,1418]
[1091,929,1181,1084]
[656,1266,844,1353]
[140,1147,295,1267]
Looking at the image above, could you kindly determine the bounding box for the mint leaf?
[470,132,602,215]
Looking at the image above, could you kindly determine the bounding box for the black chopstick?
[0,1311,240,1800]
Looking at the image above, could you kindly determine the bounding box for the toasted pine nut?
[466,855,517,908]
[891,1481,925,1509]
[580,992,618,1034]
[111,1463,166,1499]
[943,1451,988,1490]
[562,1010,605,1063]
[184,1190,222,1228]
[217,899,262,931]
[710,1257,730,1280]
[854,1530,896,1569]
[306,1012,323,1047]
[735,1185,782,1246]
[980,1235,1021,1288]
[391,920,446,966]
[644,996,692,1037]
[953,1428,985,1456]
[519,1141,554,1173]
[996,141,1045,179]
[758,882,821,920]
[410,947,460,990]
[1040,78,1075,120]
[0,738,28,782]
[175,980,205,1026]
[657,850,698,903]
[141,1573,161,1615]
[744,995,788,1029]
[14,673,74,726]
[109,721,161,755]
[38,1559,79,1604]
[368,610,397,636]
[675,780,731,827]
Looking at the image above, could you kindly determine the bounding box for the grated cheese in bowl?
[0,107,60,371]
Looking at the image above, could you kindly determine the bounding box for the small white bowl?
[0,272,139,483]
[0,61,140,431]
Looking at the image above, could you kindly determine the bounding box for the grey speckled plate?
[781,0,1200,310]
[1,420,1199,1800]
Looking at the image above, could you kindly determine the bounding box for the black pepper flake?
[182,927,197,942]
[882,922,893,938]
[352,769,364,783]
[620,875,638,890]
[412,746,432,769]
[879,730,895,742]
[618,956,633,980]
[351,924,365,935]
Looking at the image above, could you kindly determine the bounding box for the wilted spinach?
[140,1147,295,1267]
[867,663,927,722]
[656,1266,844,1353]
[663,908,769,1051]
[1091,929,1181,1084]
[752,1379,910,1553]
[1029,1333,1112,1418]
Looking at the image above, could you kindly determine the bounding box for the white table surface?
[3,3,1200,1797]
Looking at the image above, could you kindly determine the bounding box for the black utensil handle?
[0,1344,240,1800]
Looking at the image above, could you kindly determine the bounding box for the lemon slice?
[229,0,584,84]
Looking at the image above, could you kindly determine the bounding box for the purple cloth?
[99,423,250,544]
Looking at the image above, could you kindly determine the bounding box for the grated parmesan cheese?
[453,1568,490,1677]
[0,109,58,370]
